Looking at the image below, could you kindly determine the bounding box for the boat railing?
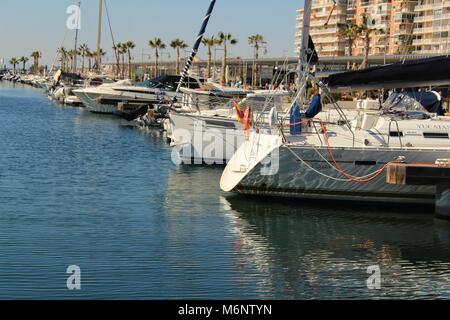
[310,74,356,147]
[387,119,404,149]
[310,120,324,147]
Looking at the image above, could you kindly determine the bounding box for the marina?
[1,80,450,299]
[1,0,450,302]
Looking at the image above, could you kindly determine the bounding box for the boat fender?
[243,107,252,131]
[290,102,302,135]
[232,100,245,123]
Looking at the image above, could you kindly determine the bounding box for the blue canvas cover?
[385,91,443,115]
[290,103,302,135]
[305,94,323,118]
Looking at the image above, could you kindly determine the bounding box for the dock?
[387,162,450,218]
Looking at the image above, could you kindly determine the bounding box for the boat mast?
[176,0,217,92]
[74,1,81,73]
[297,0,312,105]
[96,0,103,73]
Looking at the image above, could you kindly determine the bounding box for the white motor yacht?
[73,75,204,114]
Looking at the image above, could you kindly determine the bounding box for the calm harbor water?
[0,81,449,299]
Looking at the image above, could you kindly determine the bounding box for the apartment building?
[353,0,393,56]
[295,0,349,56]
[412,0,450,54]
[295,0,449,57]
[389,0,418,54]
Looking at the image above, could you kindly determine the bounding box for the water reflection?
[221,194,450,299]
[167,166,450,299]
[1,80,449,299]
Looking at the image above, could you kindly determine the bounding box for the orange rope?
[260,117,449,183]
[318,121,393,183]
[281,118,442,183]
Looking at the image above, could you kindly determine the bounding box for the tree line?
[8,32,267,87]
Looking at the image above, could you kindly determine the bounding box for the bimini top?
[324,56,450,92]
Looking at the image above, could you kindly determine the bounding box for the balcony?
[413,38,450,46]
[360,1,374,7]
[415,4,434,11]
[414,48,449,54]
[309,28,339,35]
[311,9,347,18]
[310,19,341,27]
[318,45,344,52]
[313,36,340,44]
[413,26,435,34]
[414,13,450,23]
[415,2,445,11]
[413,25,449,34]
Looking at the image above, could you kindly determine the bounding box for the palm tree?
[31,51,42,74]
[149,38,166,78]
[94,49,106,71]
[338,22,361,70]
[201,36,219,79]
[218,32,238,85]
[170,39,188,75]
[358,15,384,69]
[19,56,29,72]
[248,34,265,87]
[116,43,127,78]
[112,44,122,77]
[74,49,81,72]
[78,44,89,73]
[67,50,77,72]
[87,50,96,72]
[338,22,360,58]
[9,57,19,74]
[124,41,136,79]
[57,47,68,71]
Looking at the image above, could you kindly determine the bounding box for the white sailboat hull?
[227,144,450,204]
[169,113,245,164]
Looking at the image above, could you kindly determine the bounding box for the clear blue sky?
[0,0,303,67]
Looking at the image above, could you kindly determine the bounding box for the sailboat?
[219,0,450,206]
[167,0,300,164]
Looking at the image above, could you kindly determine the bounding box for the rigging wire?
[50,28,71,74]
[104,0,120,76]
[281,118,394,183]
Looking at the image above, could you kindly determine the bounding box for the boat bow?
[220,131,282,192]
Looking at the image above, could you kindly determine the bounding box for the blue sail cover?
[385,91,443,115]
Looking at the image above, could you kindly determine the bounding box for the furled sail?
[176,0,217,92]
